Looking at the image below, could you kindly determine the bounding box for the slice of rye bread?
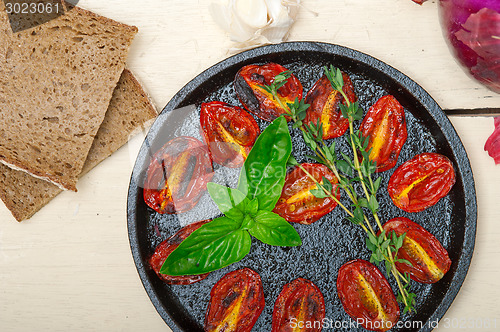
[0,1,138,191]
[0,69,157,222]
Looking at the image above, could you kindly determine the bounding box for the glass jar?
[438,0,500,93]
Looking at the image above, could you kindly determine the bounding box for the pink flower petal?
[484,116,500,164]
[456,8,500,59]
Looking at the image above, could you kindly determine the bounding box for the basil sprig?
[161,117,302,276]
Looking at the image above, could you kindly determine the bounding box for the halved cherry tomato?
[304,72,357,139]
[205,268,265,332]
[200,101,260,168]
[272,163,339,225]
[148,220,211,285]
[143,136,213,214]
[382,217,451,284]
[388,152,456,212]
[234,62,303,122]
[360,95,407,172]
[272,278,325,332]
[337,260,400,332]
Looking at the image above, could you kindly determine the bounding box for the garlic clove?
[228,15,258,42]
[234,0,269,29]
[262,0,299,42]
[266,0,300,24]
[210,0,300,51]
[261,22,292,43]
[211,0,257,43]
[265,0,286,24]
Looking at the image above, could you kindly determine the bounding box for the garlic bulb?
[210,0,300,51]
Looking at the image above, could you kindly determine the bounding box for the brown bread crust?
[0,69,157,222]
[0,2,138,191]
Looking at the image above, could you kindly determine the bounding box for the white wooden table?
[1,1,500,331]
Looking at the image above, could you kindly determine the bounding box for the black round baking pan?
[127,42,477,331]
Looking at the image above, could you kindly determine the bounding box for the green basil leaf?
[207,183,249,222]
[241,214,255,230]
[249,210,302,247]
[160,217,251,276]
[245,199,259,217]
[238,117,292,211]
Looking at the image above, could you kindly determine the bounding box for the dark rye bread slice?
[0,2,138,191]
[0,69,157,222]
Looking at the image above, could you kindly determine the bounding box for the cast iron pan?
[127,42,477,331]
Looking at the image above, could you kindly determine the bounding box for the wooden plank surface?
[1,0,500,331]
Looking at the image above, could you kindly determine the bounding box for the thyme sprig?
[260,70,293,97]
[263,66,416,314]
[324,64,416,313]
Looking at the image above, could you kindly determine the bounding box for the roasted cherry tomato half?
[304,72,357,139]
[234,62,303,122]
[143,136,213,214]
[382,217,451,283]
[337,260,400,332]
[200,101,260,168]
[148,220,211,285]
[388,152,456,212]
[360,95,407,172]
[205,268,265,332]
[272,278,325,332]
[273,163,339,224]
